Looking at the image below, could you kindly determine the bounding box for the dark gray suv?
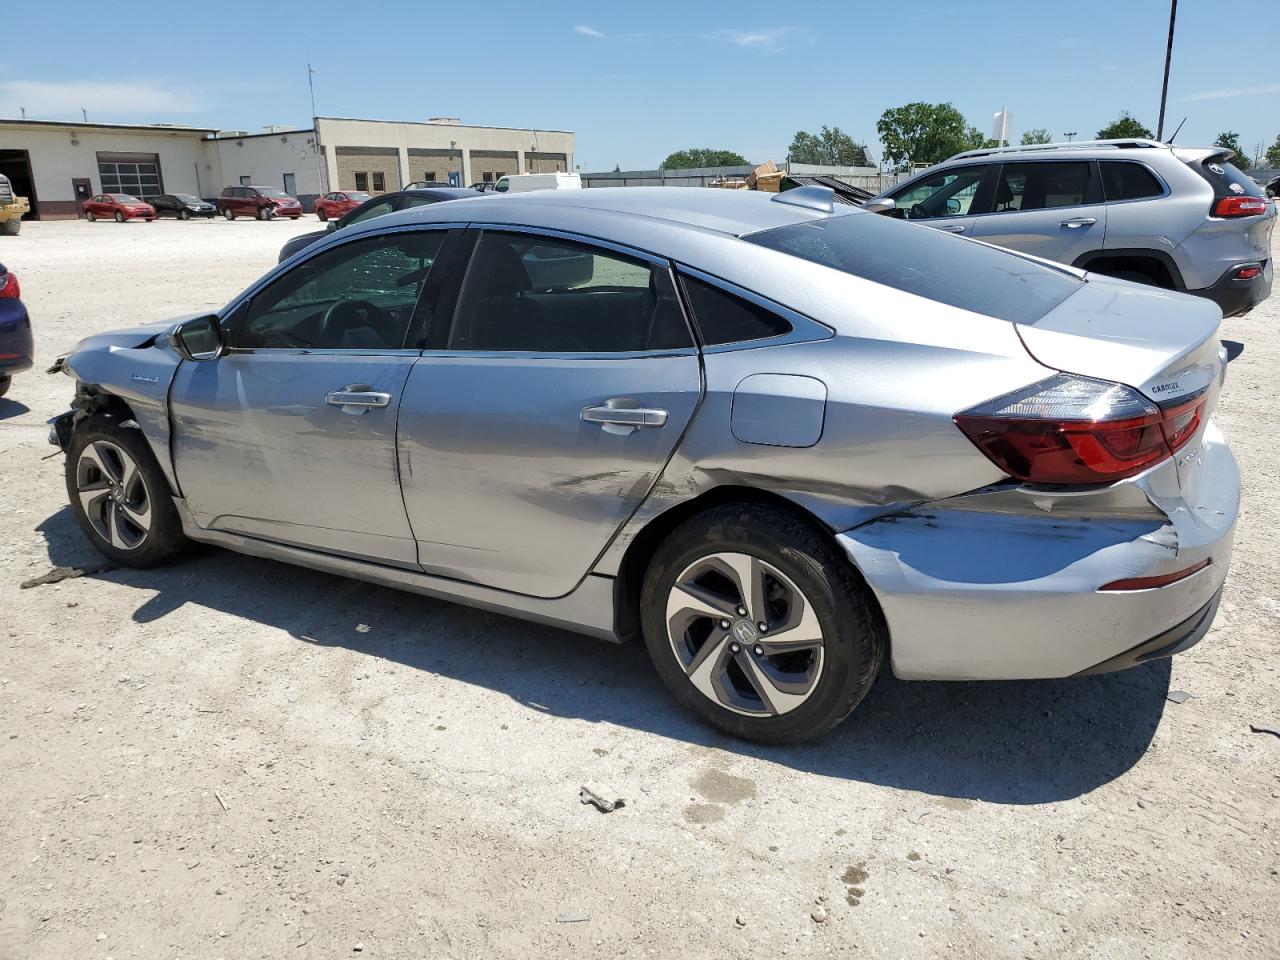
[867,139,1274,317]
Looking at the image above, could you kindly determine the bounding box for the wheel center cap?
[732,619,758,644]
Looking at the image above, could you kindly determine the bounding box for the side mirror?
[862,197,896,215]
[168,314,223,361]
[326,220,338,232]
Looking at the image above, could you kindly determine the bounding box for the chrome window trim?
[675,265,834,353]
[420,347,698,362]
[463,222,670,268]
[221,347,424,358]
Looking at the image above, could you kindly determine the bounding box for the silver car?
[866,139,1275,318]
[49,186,1238,743]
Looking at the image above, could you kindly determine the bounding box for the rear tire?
[1109,269,1157,286]
[114,211,124,223]
[65,415,189,568]
[640,504,886,744]
[0,218,19,235]
[86,211,96,222]
[316,209,328,221]
[0,375,10,397]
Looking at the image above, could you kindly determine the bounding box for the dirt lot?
[1,218,1277,960]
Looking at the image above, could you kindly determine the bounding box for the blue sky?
[2,0,1276,170]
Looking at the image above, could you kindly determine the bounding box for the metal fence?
[581,164,911,194]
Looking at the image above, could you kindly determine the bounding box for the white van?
[494,172,582,194]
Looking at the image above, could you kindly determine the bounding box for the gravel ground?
[1,218,1277,960]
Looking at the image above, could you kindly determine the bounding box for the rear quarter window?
[745,211,1080,324]
[1100,162,1164,201]
[680,276,792,345]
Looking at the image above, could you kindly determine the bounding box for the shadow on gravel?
[35,505,1170,805]
[0,396,31,420]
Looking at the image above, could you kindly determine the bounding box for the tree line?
[657,105,1280,172]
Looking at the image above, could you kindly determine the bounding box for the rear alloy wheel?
[641,505,885,743]
[65,416,187,567]
[114,211,124,223]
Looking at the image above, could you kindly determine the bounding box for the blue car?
[0,261,32,397]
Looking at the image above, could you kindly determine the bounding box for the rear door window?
[448,231,692,353]
[1100,162,1164,201]
[993,162,1093,211]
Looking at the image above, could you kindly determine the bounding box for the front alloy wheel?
[666,552,824,717]
[75,440,151,551]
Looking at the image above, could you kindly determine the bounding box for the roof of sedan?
[391,186,849,237]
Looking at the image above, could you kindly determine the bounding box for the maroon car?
[217,185,303,221]
[82,194,157,222]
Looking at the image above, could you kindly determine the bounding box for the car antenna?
[1165,117,1186,144]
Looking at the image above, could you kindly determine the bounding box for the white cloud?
[1184,83,1280,102]
[1057,37,1090,49]
[574,24,605,37]
[703,27,805,51]
[0,80,203,119]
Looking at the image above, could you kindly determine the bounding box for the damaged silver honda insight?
[48,186,1238,743]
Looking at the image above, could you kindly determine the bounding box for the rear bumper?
[0,300,33,374]
[837,423,1238,680]
[1189,259,1272,318]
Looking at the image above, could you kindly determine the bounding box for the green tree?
[787,126,871,166]
[875,102,977,169]
[1266,134,1280,167]
[1213,130,1247,167]
[1021,128,1051,145]
[660,148,747,170]
[1096,111,1154,140]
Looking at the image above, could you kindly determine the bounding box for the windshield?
[745,211,1081,324]
[256,187,290,198]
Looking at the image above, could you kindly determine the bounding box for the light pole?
[307,62,324,197]
[1064,131,1077,142]
[1156,0,1177,140]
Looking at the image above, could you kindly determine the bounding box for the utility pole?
[1064,131,1077,142]
[307,62,324,197]
[1156,0,1177,140]
[81,108,88,122]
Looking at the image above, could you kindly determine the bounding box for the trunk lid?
[1014,275,1225,490]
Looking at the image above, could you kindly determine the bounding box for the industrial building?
[0,115,575,218]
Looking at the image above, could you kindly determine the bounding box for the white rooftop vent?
[428,117,461,125]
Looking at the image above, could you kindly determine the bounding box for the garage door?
[97,151,162,199]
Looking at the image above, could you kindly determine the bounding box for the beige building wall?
[333,146,401,193]
[211,130,324,199]
[406,148,463,184]
[0,120,215,218]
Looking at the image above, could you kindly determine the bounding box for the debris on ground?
[1248,723,1280,738]
[556,912,590,923]
[1166,690,1194,704]
[579,786,625,813]
[20,562,117,589]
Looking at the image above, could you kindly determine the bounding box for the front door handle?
[326,384,392,415]
[938,224,966,233]
[1061,217,1097,228]
[582,401,668,435]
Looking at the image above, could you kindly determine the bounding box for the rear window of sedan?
[744,211,1081,324]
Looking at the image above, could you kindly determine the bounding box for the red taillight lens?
[0,271,19,299]
[1233,264,1263,280]
[954,374,1204,485]
[1100,558,1211,591]
[1213,196,1267,217]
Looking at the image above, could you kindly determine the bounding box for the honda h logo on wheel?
[733,620,758,644]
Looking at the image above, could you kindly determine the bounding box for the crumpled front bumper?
[837,423,1238,680]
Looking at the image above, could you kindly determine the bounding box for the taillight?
[954,374,1205,485]
[1100,558,1211,591]
[1213,196,1267,217]
[0,271,19,299]
[1233,264,1263,281]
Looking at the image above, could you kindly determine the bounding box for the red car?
[82,194,157,222]
[217,185,303,221]
[314,190,372,222]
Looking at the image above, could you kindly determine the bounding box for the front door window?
[891,165,990,220]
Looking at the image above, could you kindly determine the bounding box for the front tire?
[65,416,188,568]
[86,211,96,222]
[114,211,124,223]
[179,209,191,221]
[640,504,886,744]
[223,207,235,220]
[316,209,328,222]
[0,375,10,397]
[258,206,274,221]
[0,218,19,235]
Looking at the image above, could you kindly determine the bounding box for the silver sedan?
[50,186,1238,743]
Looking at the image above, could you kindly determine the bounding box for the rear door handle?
[582,402,668,435]
[1061,217,1097,228]
[937,224,966,233]
[326,384,392,415]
